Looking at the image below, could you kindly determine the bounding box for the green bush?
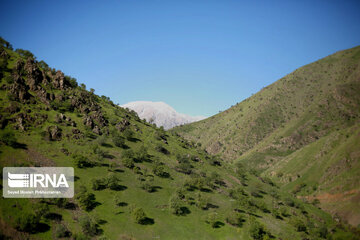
[169,195,187,215]
[249,220,267,240]
[123,128,133,140]
[205,212,220,228]
[77,189,97,211]
[152,164,169,178]
[73,154,95,168]
[92,178,107,190]
[79,214,99,236]
[15,213,39,233]
[132,208,147,224]
[136,145,148,162]
[55,224,70,238]
[113,134,125,148]
[107,174,122,190]
[226,211,245,227]
[122,157,135,169]
[0,131,17,147]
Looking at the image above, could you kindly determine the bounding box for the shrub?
[113,134,125,148]
[226,211,245,227]
[15,213,39,233]
[132,208,147,224]
[107,174,121,190]
[0,131,17,147]
[284,197,295,207]
[155,143,170,155]
[73,154,94,168]
[152,164,169,178]
[169,195,186,215]
[249,220,267,240]
[293,219,307,232]
[91,178,107,190]
[79,214,99,236]
[55,224,70,238]
[317,224,328,238]
[176,161,192,175]
[15,48,35,59]
[77,190,97,211]
[195,193,209,210]
[122,157,134,169]
[123,128,133,141]
[205,212,220,228]
[141,181,154,193]
[136,145,148,162]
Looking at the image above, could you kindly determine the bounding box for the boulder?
[47,125,62,141]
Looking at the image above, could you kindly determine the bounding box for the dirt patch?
[301,189,360,226]
[25,148,56,167]
[0,218,29,240]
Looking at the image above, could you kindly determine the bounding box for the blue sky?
[1,0,360,117]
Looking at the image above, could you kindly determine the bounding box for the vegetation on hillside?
[173,45,360,229]
[0,37,359,239]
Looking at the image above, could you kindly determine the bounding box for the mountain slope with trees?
[173,46,360,227]
[0,38,358,239]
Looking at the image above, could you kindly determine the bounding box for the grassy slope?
[1,45,356,239]
[173,46,360,226]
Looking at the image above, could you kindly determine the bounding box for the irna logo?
[8,172,69,188]
[3,167,74,198]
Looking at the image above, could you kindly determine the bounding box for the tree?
[34,202,50,219]
[73,154,94,168]
[169,195,187,215]
[195,193,209,210]
[107,174,121,190]
[0,131,17,147]
[77,188,97,211]
[206,212,220,228]
[15,213,39,233]
[226,211,245,227]
[122,157,134,169]
[92,178,107,190]
[0,36,13,49]
[132,208,147,224]
[113,134,125,148]
[155,143,169,155]
[293,219,307,232]
[79,214,99,236]
[136,145,148,162]
[15,48,35,59]
[55,224,70,238]
[249,220,268,240]
[152,163,169,178]
[123,128,134,141]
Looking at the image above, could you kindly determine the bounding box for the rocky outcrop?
[83,116,94,129]
[53,70,66,89]
[92,125,102,135]
[37,88,54,105]
[116,119,130,132]
[55,113,76,127]
[47,125,62,141]
[9,73,31,102]
[71,128,83,139]
[24,58,43,91]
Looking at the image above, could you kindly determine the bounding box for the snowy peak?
[121,101,206,130]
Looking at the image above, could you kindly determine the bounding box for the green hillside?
[173,46,360,227]
[1,39,358,239]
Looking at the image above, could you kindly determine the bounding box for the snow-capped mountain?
[121,101,206,130]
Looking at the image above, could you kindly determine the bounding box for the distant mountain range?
[121,101,206,129]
